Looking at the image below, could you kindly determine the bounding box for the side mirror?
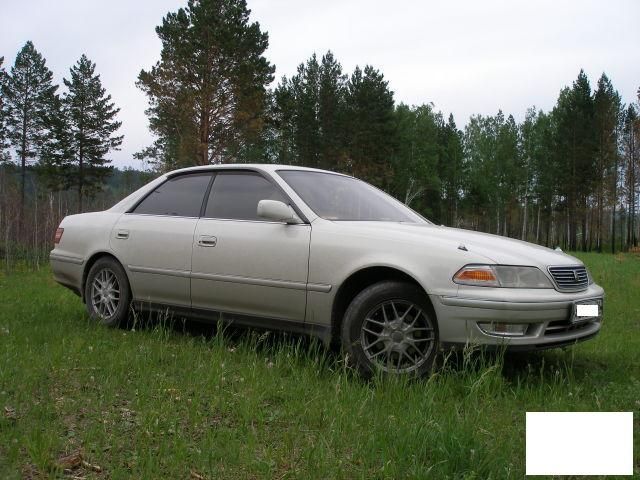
[257,200,302,224]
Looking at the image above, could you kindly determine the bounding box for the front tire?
[84,257,131,327]
[341,281,439,378]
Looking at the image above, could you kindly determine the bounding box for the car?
[50,164,604,376]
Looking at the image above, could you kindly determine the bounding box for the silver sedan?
[50,165,604,377]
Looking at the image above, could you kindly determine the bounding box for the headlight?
[453,265,554,288]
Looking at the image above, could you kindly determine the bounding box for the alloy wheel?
[90,268,121,319]
[360,300,435,373]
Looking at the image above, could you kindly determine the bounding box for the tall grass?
[0,252,638,478]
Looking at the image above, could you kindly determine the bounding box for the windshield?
[278,170,427,223]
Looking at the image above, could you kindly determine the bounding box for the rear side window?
[133,173,212,217]
[204,172,287,221]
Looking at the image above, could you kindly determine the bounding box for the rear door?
[110,172,213,307]
[191,171,311,321]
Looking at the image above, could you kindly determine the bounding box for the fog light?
[478,322,528,337]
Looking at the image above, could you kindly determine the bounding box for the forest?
[0,0,638,269]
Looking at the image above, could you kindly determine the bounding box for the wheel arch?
[330,265,435,347]
[81,251,131,301]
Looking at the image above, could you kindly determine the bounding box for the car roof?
[165,164,351,177]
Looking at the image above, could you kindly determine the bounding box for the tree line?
[0,42,126,267]
[275,62,639,253]
[1,0,639,269]
[0,43,122,211]
[133,0,639,253]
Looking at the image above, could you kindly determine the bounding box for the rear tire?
[341,281,439,378]
[84,257,131,328]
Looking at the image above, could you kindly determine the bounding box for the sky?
[1,0,639,168]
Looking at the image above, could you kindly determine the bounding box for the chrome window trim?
[196,217,309,226]
[123,213,200,220]
[123,212,305,225]
[127,168,310,224]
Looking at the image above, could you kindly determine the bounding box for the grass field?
[0,253,638,479]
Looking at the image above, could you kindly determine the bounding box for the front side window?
[133,173,212,217]
[204,172,287,221]
[278,170,426,223]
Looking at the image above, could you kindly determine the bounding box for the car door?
[191,171,311,322]
[110,172,213,307]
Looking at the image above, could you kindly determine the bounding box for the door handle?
[116,229,129,239]
[198,235,217,247]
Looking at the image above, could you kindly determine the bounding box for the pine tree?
[38,93,72,191]
[551,88,573,248]
[0,56,9,163]
[3,41,58,205]
[61,54,123,211]
[266,78,297,164]
[463,114,497,231]
[621,104,638,248]
[345,65,395,187]
[573,71,597,251]
[552,70,596,250]
[137,0,274,169]
[527,110,556,246]
[463,112,516,233]
[391,103,439,210]
[318,51,347,171]
[593,74,621,251]
[496,113,521,237]
[270,53,396,186]
[272,51,349,169]
[519,108,538,240]
[289,54,321,167]
[437,113,464,226]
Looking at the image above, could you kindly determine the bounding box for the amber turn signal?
[453,266,500,286]
[455,269,496,282]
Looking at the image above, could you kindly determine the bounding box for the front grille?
[548,266,589,292]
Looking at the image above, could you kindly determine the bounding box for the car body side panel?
[191,218,311,321]
[50,211,122,293]
[303,218,474,327]
[306,220,472,295]
[109,214,198,306]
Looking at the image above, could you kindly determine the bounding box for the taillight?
[54,227,64,244]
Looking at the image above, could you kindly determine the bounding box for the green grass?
[0,253,638,479]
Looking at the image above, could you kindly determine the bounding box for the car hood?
[333,221,582,268]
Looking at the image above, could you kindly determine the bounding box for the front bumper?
[430,283,604,351]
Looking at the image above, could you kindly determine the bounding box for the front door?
[110,172,212,307]
[191,171,311,322]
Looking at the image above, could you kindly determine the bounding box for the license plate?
[572,299,601,322]
[576,304,598,317]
